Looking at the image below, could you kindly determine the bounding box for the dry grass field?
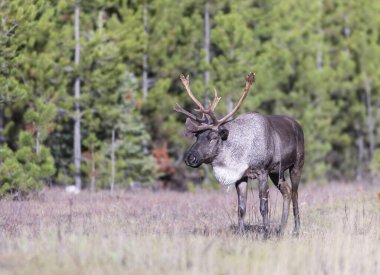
[0,182,379,275]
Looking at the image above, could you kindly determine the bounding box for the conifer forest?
[2,0,380,195]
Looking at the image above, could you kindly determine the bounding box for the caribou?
[174,72,304,237]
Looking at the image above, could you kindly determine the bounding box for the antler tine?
[180,74,206,113]
[217,72,255,125]
[173,103,207,123]
[210,88,221,112]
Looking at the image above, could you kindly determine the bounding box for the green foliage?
[0,132,55,197]
[1,0,380,195]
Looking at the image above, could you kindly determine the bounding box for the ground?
[0,182,379,275]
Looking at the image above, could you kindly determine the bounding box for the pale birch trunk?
[204,1,210,87]
[36,129,40,155]
[316,0,323,71]
[0,104,3,186]
[90,143,96,193]
[0,103,4,144]
[203,1,211,186]
[74,1,82,190]
[110,128,115,195]
[143,3,148,99]
[363,73,375,162]
[356,132,365,181]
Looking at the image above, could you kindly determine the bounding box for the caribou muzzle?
[184,151,202,168]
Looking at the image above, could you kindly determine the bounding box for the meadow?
[0,182,379,275]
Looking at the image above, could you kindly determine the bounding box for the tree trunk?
[343,13,351,40]
[90,143,96,193]
[142,3,148,99]
[316,39,323,70]
[142,3,150,155]
[0,103,3,186]
[0,103,4,144]
[110,128,115,195]
[74,1,82,190]
[202,1,211,186]
[356,132,365,181]
[363,73,375,162]
[316,0,323,70]
[377,97,380,137]
[227,98,233,113]
[36,128,40,155]
[204,1,210,86]
[143,53,148,99]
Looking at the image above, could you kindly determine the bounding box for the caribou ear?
[219,128,229,141]
[185,118,200,133]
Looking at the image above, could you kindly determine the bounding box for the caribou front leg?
[235,178,248,234]
[258,172,270,239]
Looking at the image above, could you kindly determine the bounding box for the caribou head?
[174,73,255,168]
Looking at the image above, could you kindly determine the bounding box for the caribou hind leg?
[235,178,248,234]
[289,165,302,236]
[269,173,291,236]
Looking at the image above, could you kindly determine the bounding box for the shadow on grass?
[229,223,285,238]
[229,224,266,234]
[190,223,284,238]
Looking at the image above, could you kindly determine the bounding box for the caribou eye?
[219,129,229,141]
[208,131,218,141]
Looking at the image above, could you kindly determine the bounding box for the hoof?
[292,230,300,238]
[263,227,270,240]
[275,225,285,237]
[238,224,246,235]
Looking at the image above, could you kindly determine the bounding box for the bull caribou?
[174,73,304,237]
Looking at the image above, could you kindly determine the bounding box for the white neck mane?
[212,163,248,186]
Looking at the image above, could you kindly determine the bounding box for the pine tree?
[0,0,70,195]
[0,101,56,197]
[73,0,82,189]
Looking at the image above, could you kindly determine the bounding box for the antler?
[216,72,255,125]
[173,72,255,132]
[179,75,220,124]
